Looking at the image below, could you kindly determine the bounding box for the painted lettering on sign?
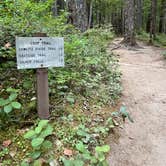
[16,37,64,69]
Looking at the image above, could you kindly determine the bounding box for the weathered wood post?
[34,33,50,119]
[36,68,49,119]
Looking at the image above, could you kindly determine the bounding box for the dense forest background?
[0,0,166,48]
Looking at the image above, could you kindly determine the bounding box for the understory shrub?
[0,1,122,165]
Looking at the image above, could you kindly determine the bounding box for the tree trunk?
[121,6,125,35]
[52,0,58,16]
[163,2,166,33]
[122,0,137,46]
[149,0,157,43]
[66,0,77,25]
[159,0,166,33]
[88,0,93,29]
[52,0,65,16]
[66,0,88,32]
[135,0,143,31]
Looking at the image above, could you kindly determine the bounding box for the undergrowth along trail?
[108,38,166,166]
[0,29,122,165]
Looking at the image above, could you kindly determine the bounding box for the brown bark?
[66,0,88,32]
[159,0,166,33]
[135,0,143,31]
[122,0,137,46]
[149,0,157,43]
[88,0,93,29]
[66,0,77,25]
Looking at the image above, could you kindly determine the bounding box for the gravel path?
[108,38,166,166]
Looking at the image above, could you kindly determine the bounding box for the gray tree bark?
[67,0,88,32]
[149,0,157,43]
[163,2,166,33]
[88,0,93,29]
[66,0,77,25]
[135,0,143,31]
[159,0,166,33]
[122,0,137,46]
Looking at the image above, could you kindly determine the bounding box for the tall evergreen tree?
[122,0,137,46]
[159,0,166,33]
[149,0,157,43]
[66,0,88,32]
[135,0,143,31]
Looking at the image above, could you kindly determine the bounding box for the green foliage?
[0,0,69,60]
[112,106,134,123]
[154,34,166,47]
[137,31,166,47]
[162,51,166,59]
[23,120,53,164]
[49,28,121,105]
[0,1,122,165]
[62,158,84,166]
[62,142,110,166]
[92,0,123,29]
[0,0,121,107]
[76,124,93,144]
[85,27,114,41]
[95,145,110,164]
[0,148,10,158]
[0,88,22,128]
[137,31,150,42]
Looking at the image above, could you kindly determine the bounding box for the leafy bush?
[162,51,166,59]
[0,1,122,165]
[62,142,110,166]
[0,0,71,59]
[137,31,166,47]
[154,34,166,47]
[22,120,53,165]
[0,0,121,106]
[0,88,22,128]
[49,30,121,105]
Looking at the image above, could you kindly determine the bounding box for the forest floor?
[108,38,166,166]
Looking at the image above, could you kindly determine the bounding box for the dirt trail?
[108,38,166,166]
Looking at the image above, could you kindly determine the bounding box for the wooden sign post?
[35,33,49,119]
[16,33,64,119]
[36,68,49,119]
